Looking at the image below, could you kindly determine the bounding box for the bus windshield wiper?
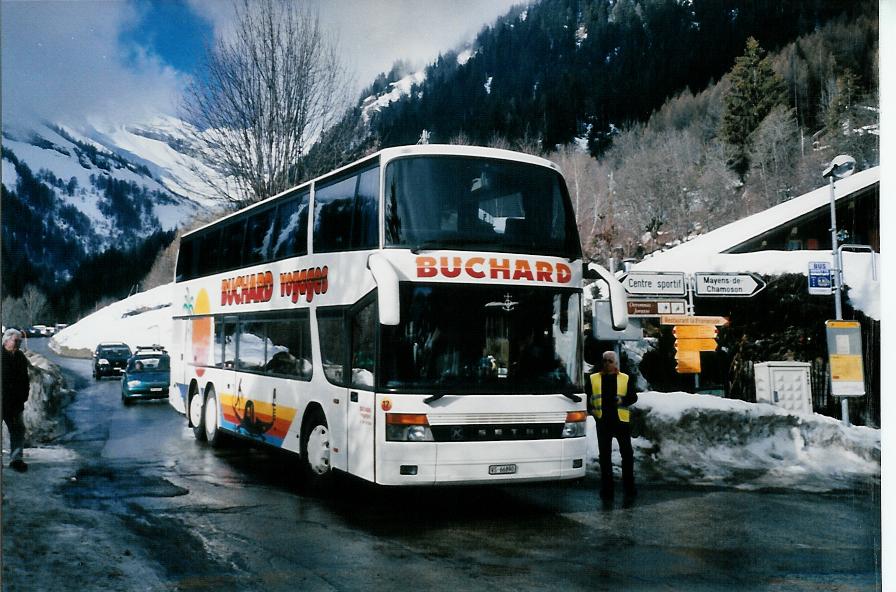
[563,393,582,403]
[423,393,446,404]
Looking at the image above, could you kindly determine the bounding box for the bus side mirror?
[584,263,628,331]
[368,253,401,326]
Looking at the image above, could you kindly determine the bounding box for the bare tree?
[549,146,609,261]
[20,285,48,326]
[182,0,354,207]
[747,105,800,209]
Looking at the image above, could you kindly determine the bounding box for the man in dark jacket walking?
[587,350,638,503]
[2,328,31,472]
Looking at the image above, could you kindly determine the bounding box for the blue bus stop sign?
[808,261,832,296]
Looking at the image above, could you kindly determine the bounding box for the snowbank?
[620,391,880,492]
[22,352,76,442]
[49,283,175,358]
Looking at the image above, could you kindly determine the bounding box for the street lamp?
[821,154,856,425]
[821,154,856,319]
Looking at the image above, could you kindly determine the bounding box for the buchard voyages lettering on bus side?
[280,266,329,303]
[221,271,274,305]
[220,267,330,306]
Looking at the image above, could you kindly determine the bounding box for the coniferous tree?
[720,37,788,178]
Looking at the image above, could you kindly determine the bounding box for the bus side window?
[265,313,313,381]
[221,219,246,273]
[314,164,380,253]
[237,319,267,372]
[314,175,357,253]
[351,297,377,389]
[198,229,222,276]
[216,318,238,369]
[176,237,195,282]
[317,310,347,386]
[354,166,379,250]
[244,208,276,265]
[272,193,309,260]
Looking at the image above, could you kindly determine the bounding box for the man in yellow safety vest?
[587,350,638,503]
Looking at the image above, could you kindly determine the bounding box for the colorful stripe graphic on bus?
[219,384,296,446]
[192,288,212,377]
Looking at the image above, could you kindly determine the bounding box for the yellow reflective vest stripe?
[590,372,630,422]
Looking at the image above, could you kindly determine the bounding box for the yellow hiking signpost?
[672,325,719,373]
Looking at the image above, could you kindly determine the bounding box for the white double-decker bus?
[170,145,627,486]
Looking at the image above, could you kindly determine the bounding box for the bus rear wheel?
[301,410,332,487]
[203,387,221,447]
[189,387,206,441]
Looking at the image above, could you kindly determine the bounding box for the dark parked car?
[121,346,170,405]
[93,342,132,379]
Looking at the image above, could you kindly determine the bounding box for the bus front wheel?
[301,410,332,486]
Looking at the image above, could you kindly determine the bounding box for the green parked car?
[121,346,170,405]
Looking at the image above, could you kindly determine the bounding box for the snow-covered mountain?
[1,116,221,284]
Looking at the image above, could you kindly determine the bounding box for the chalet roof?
[632,166,879,272]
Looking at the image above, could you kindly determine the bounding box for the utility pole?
[822,154,856,425]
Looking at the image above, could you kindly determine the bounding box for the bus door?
[347,297,377,481]
[214,315,239,409]
[317,308,351,475]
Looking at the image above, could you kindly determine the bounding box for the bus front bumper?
[376,437,587,486]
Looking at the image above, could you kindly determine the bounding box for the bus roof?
[182,145,563,239]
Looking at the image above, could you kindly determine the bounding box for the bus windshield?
[380,284,582,394]
[385,156,582,259]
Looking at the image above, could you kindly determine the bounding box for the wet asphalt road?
[2,341,882,591]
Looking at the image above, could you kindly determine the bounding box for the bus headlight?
[562,411,587,438]
[386,413,434,442]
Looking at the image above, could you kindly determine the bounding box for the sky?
[1,0,521,129]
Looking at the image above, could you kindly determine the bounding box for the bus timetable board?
[825,320,865,397]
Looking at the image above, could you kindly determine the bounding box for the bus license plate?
[489,463,517,475]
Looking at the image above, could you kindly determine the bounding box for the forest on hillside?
[336,0,879,264]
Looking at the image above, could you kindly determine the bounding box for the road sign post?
[627,270,768,390]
